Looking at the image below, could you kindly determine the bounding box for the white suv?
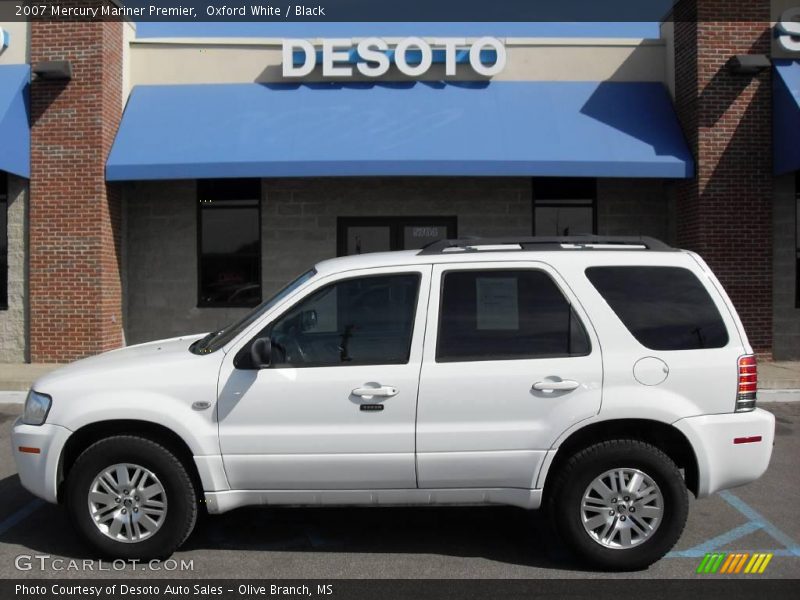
[12,237,775,570]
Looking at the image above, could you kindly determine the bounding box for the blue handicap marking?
[667,490,800,558]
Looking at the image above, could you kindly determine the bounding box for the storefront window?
[533,178,596,236]
[197,179,262,308]
[796,172,800,309]
[0,171,6,310]
[337,217,456,256]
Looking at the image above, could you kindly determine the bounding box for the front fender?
[49,390,220,456]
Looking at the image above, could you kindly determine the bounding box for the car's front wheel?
[549,439,689,571]
[65,435,198,559]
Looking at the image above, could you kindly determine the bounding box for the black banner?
[3,579,799,600]
[0,0,773,23]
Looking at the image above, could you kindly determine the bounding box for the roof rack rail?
[417,235,675,255]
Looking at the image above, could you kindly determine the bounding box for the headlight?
[22,390,52,426]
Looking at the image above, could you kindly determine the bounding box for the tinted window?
[533,177,596,236]
[437,270,591,362]
[268,274,420,367]
[198,180,261,308]
[585,266,729,350]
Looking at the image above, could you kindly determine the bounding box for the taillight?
[736,355,757,412]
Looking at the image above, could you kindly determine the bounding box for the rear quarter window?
[585,266,729,351]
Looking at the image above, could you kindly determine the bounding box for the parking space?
[0,402,797,580]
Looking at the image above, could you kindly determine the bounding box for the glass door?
[337,217,457,256]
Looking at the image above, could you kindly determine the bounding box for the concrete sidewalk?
[0,359,798,396]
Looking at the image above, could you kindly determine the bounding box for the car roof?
[313,244,694,278]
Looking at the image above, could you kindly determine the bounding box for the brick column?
[29,19,124,362]
[672,0,773,354]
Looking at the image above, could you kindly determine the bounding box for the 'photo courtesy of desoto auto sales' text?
[0,0,798,599]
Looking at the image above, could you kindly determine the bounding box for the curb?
[758,389,800,403]
[0,392,26,404]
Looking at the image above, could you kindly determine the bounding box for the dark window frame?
[532,177,597,236]
[336,216,457,257]
[435,268,592,363]
[196,179,263,309]
[237,272,422,370]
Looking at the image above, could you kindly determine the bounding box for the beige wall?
[128,37,667,89]
[659,21,676,99]
[121,21,136,108]
[0,21,28,66]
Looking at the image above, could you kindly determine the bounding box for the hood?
[32,334,212,394]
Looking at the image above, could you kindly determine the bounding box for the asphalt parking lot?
[0,402,797,580]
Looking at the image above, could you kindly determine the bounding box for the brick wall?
[29,18,125,361]
[673,0,773,353]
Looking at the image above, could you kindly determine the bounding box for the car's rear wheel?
[549,439,688,571]
[65,435,197,559]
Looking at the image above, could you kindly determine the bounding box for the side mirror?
[300,309,318,332]
[250,337,272,369]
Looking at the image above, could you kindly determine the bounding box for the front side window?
[437,269,591,362]
[0,171,7,310]
[586,266,729,351]
[267,273,421,368]
[198,179,261,308]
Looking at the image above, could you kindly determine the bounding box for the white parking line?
[0,499,45,536]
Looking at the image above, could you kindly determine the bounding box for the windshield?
[190,269,317,355]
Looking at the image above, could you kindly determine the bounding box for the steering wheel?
[283,335,309,364]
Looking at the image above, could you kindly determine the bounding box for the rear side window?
[585,266,729,351]
[437,270,591,362]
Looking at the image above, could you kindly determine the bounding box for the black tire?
[548,439,688,571]
[65,435,198,560]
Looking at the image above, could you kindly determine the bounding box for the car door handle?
[352,386,398,398]
[532,379,580,392]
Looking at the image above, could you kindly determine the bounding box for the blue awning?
[106,80,693,181]
[774,60,800,176]
[0,65,30,179]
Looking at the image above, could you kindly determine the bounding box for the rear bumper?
[11,418,72,504]
[673,408,775,498]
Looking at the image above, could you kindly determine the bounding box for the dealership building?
[0,0,799,363]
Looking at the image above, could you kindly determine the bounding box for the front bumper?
[673,408,775,498]
[11,418,72,503]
